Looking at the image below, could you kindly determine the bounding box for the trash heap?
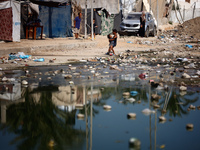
[0,52,46,65]
[159,17,200,43]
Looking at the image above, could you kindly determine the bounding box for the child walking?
[106,29,117,55]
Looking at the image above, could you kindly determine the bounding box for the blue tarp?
[130,91,138,96]
[9,54,31,60]
[185,44,193,48]
[39,5,73,38]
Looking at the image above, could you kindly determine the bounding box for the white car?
[120,12,157,37]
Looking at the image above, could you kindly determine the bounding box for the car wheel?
[152,26,157,37]
[145,27,149,37]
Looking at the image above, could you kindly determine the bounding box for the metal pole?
[154,110,157,150]
[157,0,158,30]
[183,5,185,22]
[85,87,89,150]
[149,71,152,150]
[192,2,196,19]
[85,0,87,39]
[91,0,94,41]
[90,83,93,150]
[150,0,151,12]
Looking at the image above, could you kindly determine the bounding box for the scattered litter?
[186,123,194,130]
[9,52,31,60]
[185,44,193,48]
[34,58,45,62]
[121,74,135,81]
[127,113,136,119]
[177,58,188,62]
[196,70,200,75]
[109,65,122,71]
[129,138,141,148]
[160,36,164,38]
[2,77,15,82]
[103,105,112,111]
[159,116,167,122]
[139,73,146,80]
[180,86,187,91]
[130,91,138,96]
[79,59,87,62]
[126,97,136,103]
[22,80,28,85]
[160,145,165,149]
[142,108,155,115]
[123,92,130,96]
[77,114,85,119]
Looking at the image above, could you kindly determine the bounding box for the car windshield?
[126,14,141,20]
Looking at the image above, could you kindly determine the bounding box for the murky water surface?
[0,63,200,150]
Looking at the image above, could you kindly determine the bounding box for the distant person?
[106,29,117,55]
[74,12,82,39]
[90,19,98,39]
[107,33,113,50]
[139,11,146,37]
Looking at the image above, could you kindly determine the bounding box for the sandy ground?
[0,17,200,70]
[0,35,159,68]
[0,29,198,70]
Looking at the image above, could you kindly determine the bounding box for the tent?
[30,0,72,38]
[81,8,122,36]
[81,8,101,35]
[75,0,122,36]
[0,0,20,42]
[20,2,40,39]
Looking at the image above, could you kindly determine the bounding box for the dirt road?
[0,32,199,70]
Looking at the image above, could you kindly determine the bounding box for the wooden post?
[85,0,87,39]
[1,105,6,124]
[91,0,94,41]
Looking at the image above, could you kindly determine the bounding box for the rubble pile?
[177,17,200,40]
[160,17,200,42]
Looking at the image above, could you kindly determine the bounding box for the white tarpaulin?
[74,0,120,14]
[29,2,39,16]
[121,0,137,18]
[0,0,20,42]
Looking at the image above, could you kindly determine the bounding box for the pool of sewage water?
[0,62,200,150]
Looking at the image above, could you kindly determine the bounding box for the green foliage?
[169,21,173,25]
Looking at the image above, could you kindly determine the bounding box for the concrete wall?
[135,0,167,26]
[177,0,200,9]
[170,8,200,23]
[170,0,200,23]
[147,0,167,25]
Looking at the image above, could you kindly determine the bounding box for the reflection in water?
[0,85,86,150]
[0,71,199,150]
[0,82,22,123]
[0,80,102,150]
